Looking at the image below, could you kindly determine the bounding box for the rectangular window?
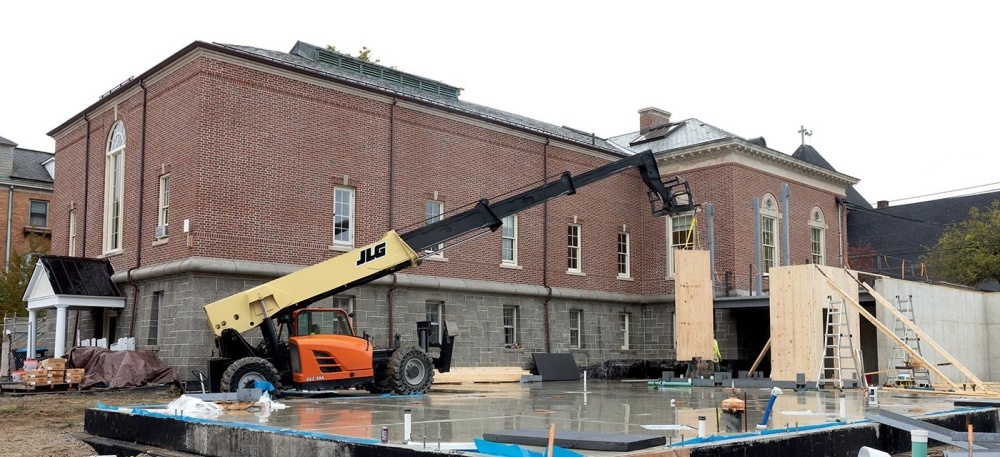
[567,224,581,273]
[569,310,582,349]
[811,227,825,265]
[104,148,124,253]
[157,174,170,236]
[762,215,777,273]
[29,200,49,228]
[147,291,163,346]
[68,210,77,257]
[620,312,631,350]
[425,200,444,257]
[426,301,442,345]
[617,232,630,278]
[333,187,355,246]
[501,215,517,264]
[668,214,694,276]
[331,296,354,315]
[503,305,519,347]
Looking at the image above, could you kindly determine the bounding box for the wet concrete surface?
[142,379,969,455]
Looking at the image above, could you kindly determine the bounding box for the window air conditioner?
[155,225,168,238]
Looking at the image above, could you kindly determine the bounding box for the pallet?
[1,381,80,394]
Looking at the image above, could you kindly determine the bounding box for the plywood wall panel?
[675,250,714,360]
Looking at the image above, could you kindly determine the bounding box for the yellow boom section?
[203,230,419,337]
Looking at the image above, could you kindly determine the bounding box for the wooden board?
[769,265,861,382]
[675,250,714,360]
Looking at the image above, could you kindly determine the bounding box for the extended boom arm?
[204,149,693,336]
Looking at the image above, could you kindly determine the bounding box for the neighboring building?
[847,191,1000,290]
[0,135,54,272]
[46,41,858,380]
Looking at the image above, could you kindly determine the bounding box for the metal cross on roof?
[798,125,813,145]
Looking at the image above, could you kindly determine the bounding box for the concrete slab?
[483,428,665,452]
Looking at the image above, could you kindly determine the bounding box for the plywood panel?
[770,265,861,382]
[675,250,714,360]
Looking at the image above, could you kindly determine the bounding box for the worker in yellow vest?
[713,339,722,373]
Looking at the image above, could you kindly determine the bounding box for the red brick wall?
[51,50,846,298]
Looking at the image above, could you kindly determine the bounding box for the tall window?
[157,174,170,237]
[426,301,442,345]
[809,207,827,265]
[147,291,163,346]
[103,121,125,253]
[567,224,581,273]
[617,232,630,278]
[760,194,780,274]
[68,210,77,257]
[501,215,517,264]
[29,200,49,228]
[668,214,694,276]
[569,310,582,349]
[619,312,631,350]
[333,187,355,246]
[503,305,519,347]
[425,200,444,257]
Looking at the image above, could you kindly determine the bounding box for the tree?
[0,233,49,317]
[922,200,1000,286]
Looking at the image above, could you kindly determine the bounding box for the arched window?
[760,193,781,273]
[103,121,125,253]
[809,207,827,265]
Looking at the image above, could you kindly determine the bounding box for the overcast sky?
[3,2,998,206]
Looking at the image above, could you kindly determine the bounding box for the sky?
[2,1,998,206]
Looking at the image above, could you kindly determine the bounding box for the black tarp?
[66,346,178,389]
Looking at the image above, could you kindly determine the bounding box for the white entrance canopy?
[23,256,126,358]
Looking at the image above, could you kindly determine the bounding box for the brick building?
[0,135,53,274]
[46,41,857,381]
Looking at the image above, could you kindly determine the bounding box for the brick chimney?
[877,200,889,208]
[639,107,671,131]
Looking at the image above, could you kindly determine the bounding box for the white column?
[27,310,37,356]
[54,305,68,358]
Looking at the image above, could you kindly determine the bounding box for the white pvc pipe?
[698,416,706,438]
[839,391,847,420]
[404,408,412,443]
[583,370,587,392]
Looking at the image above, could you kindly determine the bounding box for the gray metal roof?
[217,42,625,157]
[12,147,54,183]
[606,118,740,153]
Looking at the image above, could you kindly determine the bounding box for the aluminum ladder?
[817,296,866,389]
[885,295,931,387]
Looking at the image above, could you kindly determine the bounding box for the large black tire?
[220,357,281,392]
[387,346,434,395]
[365,364,392,394]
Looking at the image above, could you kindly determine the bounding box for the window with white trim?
[617,231,630,278]
[103,122,126,253]
[501,214,517,264]
[333,186,355,246]
[619,312,631,350]
[567,224,581,273]
[668,214,694,276]
[426,301,442,345]
[29,200,49,228]
[809,207,827,265]
[68,210,77,257]
[569,309,582,349]
[503,305,519,348]
[157,174,169,237]
[425,200,444,257]
[332,296,355,315]
[761,194,780,274]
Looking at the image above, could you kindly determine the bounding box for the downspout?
[837,197,845,267]
[705,203,715,292]
[82,114,91,256]
[781,183,791,266]
[752,197,762,295]
[387,98,397,346]
[128,80,149,338]
[5,185,12,273]
[542,139,551,353]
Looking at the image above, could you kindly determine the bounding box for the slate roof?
[846,191,1000,289]
[216,42,625,157]
[12,147,54,183]
[791,144,870,208]
[0,135,15,147]
[37,256,125,297]
[606,119,739,152]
